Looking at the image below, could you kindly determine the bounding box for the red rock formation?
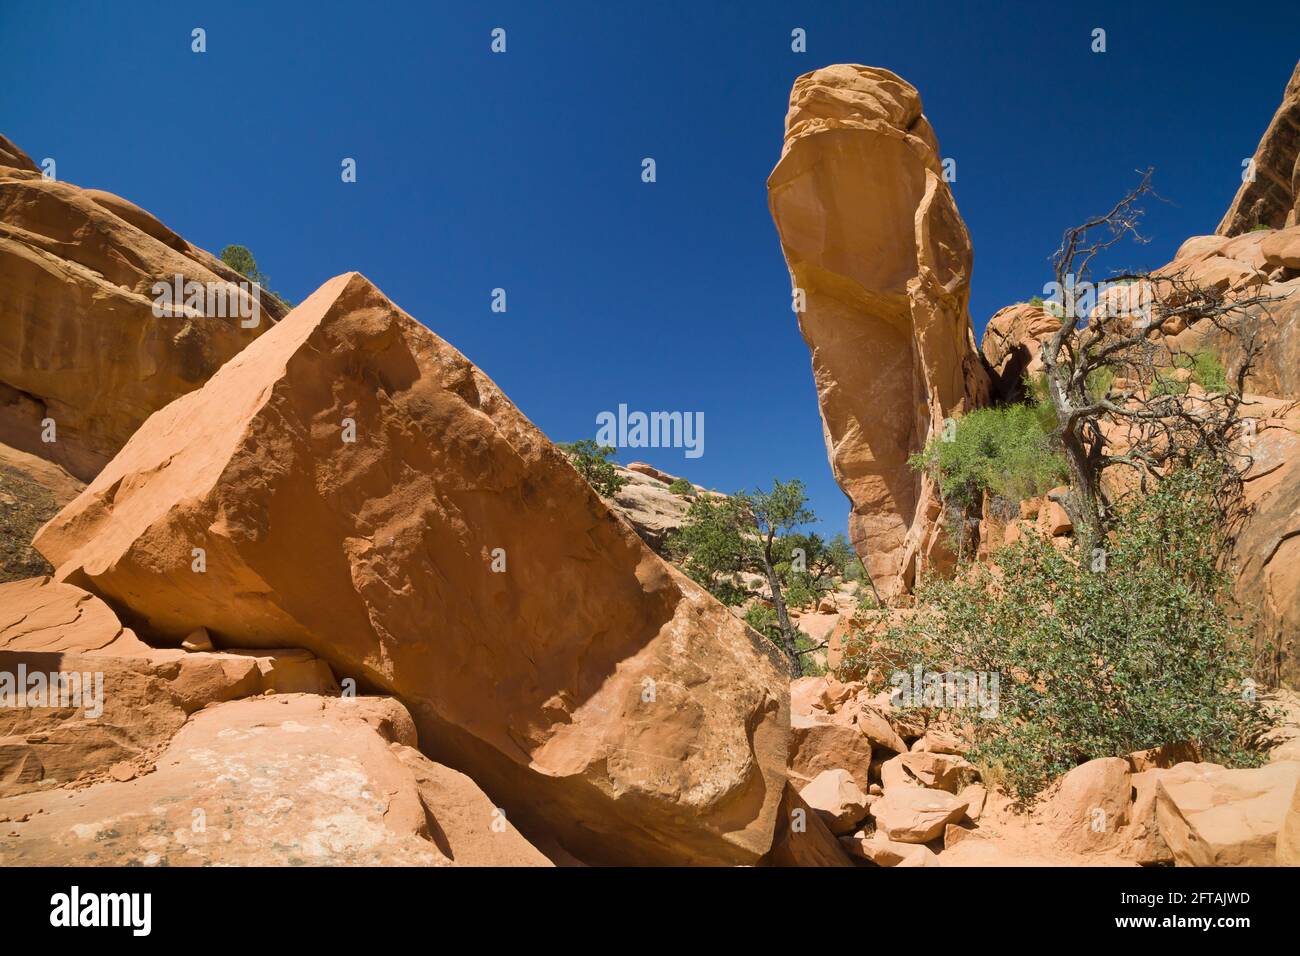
[0,134,286,481]
[1218,59,1300,236]
[33,272,789,866]
[768,65,990,599]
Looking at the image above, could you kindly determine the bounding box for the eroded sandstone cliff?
[768,65,989,599]
[0,134,286,482]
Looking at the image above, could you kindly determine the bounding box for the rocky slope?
[1218,59,1300,236]
[791,674,1300,867]
[28,272,790,866]
[0,134,286,482]
[768,65,989,600]
[606,461,704,553]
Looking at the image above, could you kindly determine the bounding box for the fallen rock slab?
[1,577,337,797]
[34,272,789,866]
[871,786,966,843]
[799,768,870,835]
[763,783,855,867]
[1154,761,1300,866]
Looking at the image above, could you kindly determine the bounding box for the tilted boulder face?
[34,272,789,866]
[1154,761,1300,866]
[0,134,286,481]
[768,65,990,599]
[1217,59,1300,237]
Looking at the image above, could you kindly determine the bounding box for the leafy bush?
[839,462,1269,803]
[668,477,695,497]
[911,404,1068,513]
[558,439,628,498]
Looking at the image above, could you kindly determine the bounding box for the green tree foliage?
[839,462,1270,803]
[744,604,827,677]
[558,440,628,498]
[667,477,695,497]
[220,244,259,279]
[666,494,751,606]
[910,404,1068,514]
[667,479,834,676]
[219,244,293,310]
[1181,349,1229,392]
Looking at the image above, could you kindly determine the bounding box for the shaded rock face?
[34,272,789,866]
[768,65,989,599]
[0,134,286,482]
[1233,405,1300,688]
[1218,59,1300,237]
[1,440,83,582]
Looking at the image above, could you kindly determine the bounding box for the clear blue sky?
[3,1,1297,536]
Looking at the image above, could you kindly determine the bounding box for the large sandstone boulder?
[1218,59,1300,236]
[1278,779,1300,865]
[1040,757,1133,853]
[33,272,789,866]
[1154,761,1300,866]
[1232,408,1300,688]
[0,134,286,481]
[768,65,989,599]
[0,694,551,866]
[871,785,966,843]
[789,711,874,791]
[798,768,870,835]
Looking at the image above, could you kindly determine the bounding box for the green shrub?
[1187,350,1228,393]
[220,244,293,311]
[668,477,695,497]
[911,404,1068,513]
[839,462,1270,803]
[558,439,628,498]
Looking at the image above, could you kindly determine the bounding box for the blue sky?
[2,1,1297,536]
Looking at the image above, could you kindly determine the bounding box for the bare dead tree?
[1039,170,1289,551]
